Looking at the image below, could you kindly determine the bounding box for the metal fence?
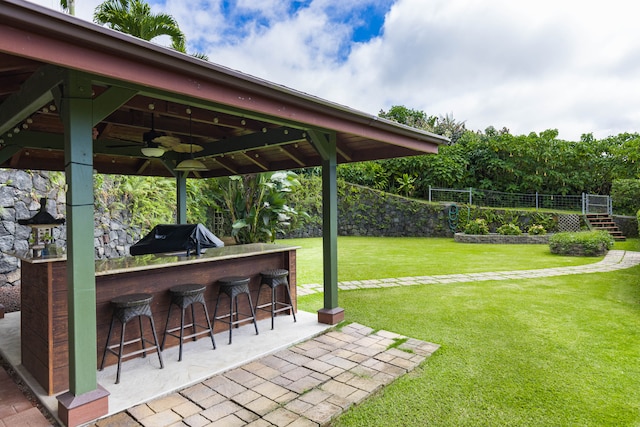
[428,186,611,214]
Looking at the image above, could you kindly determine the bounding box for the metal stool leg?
[148,314,164,369]
[283,283,297,323]
[100,316,116,371]
[200,301,216,349]
[161,302,174,350]
[115,321,127,384]
[178,303,186,361]
[246,291,259,335]
[139,315,147,358]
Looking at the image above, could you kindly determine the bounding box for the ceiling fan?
[108,113,204,157]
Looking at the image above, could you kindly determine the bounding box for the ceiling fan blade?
[172,143,204,153]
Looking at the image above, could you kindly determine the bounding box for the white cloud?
[24,0,640,140]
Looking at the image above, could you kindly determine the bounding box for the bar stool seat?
[100,293,164,384]
[213,276,259,344]
[256,269,296,330]
[161,283,216,361]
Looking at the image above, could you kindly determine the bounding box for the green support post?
[322,143,339,309]
[176,172,187,224]
[61,71,97,394]
[308,130,344,324]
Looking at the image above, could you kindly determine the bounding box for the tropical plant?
[395,173,416,197]
[497,223,522,235]
[93,0,208,59]
[94,0,185,49]
[528,224,547,235]
[464,218,489,235]
[59,0,75,15]
[209,172,307,244]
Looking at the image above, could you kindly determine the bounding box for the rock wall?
[287,183,453,238]
[0,170,141,287]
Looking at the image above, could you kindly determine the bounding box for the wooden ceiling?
[0,0,445,178]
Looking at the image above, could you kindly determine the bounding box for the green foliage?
[93,0,185,48]
[549,231,614,256]
[464,218,489,235]
[528,224,547,235]
[395,173,416,197]
[338,106,640,204]
[456,206,557,234]
[497,223,522,235]
[208,172,307,244]
[611,179,640,215]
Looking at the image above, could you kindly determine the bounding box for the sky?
[26,0,640,141]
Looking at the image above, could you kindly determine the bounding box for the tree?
[379,106,437,132]
[60,0,75,15]
[94,0,186,53]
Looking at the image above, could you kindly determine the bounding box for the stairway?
[585,213,626,241]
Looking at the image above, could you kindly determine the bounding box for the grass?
[284,237,640,427]
[281,236,612,285]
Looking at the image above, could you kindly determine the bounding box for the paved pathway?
[297,250,640,296]
[0,364,52,427]
[91,323,439,427]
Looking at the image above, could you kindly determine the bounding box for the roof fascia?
[1,0,448,153]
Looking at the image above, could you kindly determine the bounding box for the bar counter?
[15,243,298,395]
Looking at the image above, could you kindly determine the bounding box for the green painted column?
[321,139,338,310]
[308,130,344,324]
[176,172,187,224]
[62,71,97,394]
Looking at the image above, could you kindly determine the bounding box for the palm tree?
[60,0,75,15]
[93,0,186,53]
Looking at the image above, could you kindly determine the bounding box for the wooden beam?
[240,151,269,171]
[0,64,65,135]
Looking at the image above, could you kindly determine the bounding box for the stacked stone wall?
[0,170,141,287]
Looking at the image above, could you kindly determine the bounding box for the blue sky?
[25,0,640,140]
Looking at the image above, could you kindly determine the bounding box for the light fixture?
[175,109,207,172]
[141,142,166,157]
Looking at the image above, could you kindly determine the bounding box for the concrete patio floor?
[0,310,439,426]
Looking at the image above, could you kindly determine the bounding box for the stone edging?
[454,233,550,244]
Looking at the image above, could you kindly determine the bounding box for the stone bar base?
[317,307,344,325]
[57,385,109,427]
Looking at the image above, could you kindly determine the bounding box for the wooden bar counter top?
[14,243,299,395]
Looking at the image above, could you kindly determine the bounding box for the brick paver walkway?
[297,250,640,296]
[91,323,439,427]
[0,367,52,427]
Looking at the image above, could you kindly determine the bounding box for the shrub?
[528,224,547,235]
[497,223,522,235]
[611,179,640,216]
[465,218,489,235]
[549,231,614,256]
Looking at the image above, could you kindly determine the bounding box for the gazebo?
[0,1,446,425]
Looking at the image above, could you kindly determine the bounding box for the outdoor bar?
[15,243,297,395]
[0,1,445,424]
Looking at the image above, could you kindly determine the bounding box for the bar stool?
[100,293,164,384]
[161,283,216,361]
[213,276,259,344]
[256,269,297,330]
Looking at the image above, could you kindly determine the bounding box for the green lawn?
[281,236,611,285]
[283,237,640,427]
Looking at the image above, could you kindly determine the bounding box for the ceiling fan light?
[174,158,208,171]
[141,146,166,157]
